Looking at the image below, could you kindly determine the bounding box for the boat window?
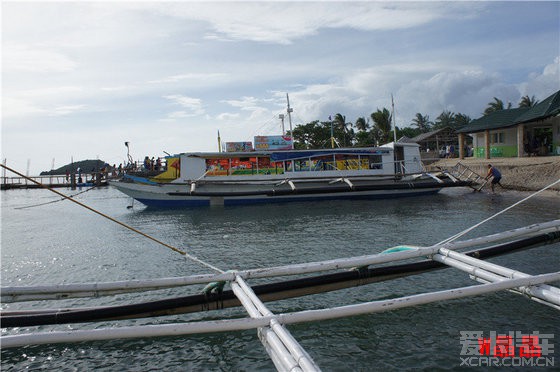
[205,156,284,176]
[368,155,383,169]
[203,152,384,176]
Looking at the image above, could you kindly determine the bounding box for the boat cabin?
[166,143,422,182]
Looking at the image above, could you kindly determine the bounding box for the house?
[410,127,460,155]
[456,90,560,159]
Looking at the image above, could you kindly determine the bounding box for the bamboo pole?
[3,220,559,303]
[233,276,319,371]
[433,249,560,308]
[439,247,560,295]
[2,272,558,349]
[231,279,301,371]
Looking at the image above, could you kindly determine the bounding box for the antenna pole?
[391,94,397,143]
[286,93,294,149]
[279,114,285,135]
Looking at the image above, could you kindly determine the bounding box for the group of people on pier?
[143,156,163,172]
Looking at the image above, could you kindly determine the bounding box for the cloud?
[4,45,76,73]
[2,98,46,118]
[166,111,190,119]
[163,95,204,116]
[397,70,511,118]
[162,2,481,44]
[101,85,136,92]
[49,104,88,117]
[2,1,557,176]
[148,73,228,84]
[519,57,560,99]
[222,96,262,110]
[217,112,240,121]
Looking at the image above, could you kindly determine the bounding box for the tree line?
[290,95,539,149]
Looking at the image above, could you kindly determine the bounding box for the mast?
[286,93,294,149]
[279,114,285,135]
[330,117,335,149]
[391,94,397,144]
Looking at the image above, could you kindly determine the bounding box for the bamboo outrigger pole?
[2,272,558,349]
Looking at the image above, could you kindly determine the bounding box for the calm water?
[1,186,559,371]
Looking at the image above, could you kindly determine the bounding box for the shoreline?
[429,156,560,195]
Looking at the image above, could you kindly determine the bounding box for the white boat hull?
[110,144,472,207]
[109,178,456,207]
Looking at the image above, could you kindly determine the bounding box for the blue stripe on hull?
[137,188,441,208]
[223,189,440,205]
[137,198,210,208]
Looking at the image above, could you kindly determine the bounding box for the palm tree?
[355,117,369,132]
[434,110,455,129]
[519,95,539,108]
[483,97,512,115]
[411,113,432,132]
[333,113,348,146]
[370,108,392,144]
[454,113,472,128]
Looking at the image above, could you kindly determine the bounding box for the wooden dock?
[1,173,109,190]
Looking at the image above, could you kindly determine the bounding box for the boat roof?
[171,147,393,160]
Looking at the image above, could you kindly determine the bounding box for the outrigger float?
[2,219,560,371]
[110,142,475,207]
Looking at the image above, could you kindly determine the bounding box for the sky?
[2,1,559,175]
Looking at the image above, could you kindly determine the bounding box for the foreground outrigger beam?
[231,274,321,371]
[3,220,559,303]
[2,230,559,328]
[1,221,559,357]
[2,272,558,350]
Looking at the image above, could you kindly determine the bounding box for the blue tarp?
[123,174,159,185]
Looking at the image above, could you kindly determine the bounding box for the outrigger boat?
[110,142,473,207]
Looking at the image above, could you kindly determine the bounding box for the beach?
[430,156,560,194]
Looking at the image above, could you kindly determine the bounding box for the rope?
[15,185,98,210]
[1,164,224,274]
[437,177,560,246]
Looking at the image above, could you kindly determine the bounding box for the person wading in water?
[485,164,503,193]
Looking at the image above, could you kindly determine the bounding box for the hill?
[40,159,107,175]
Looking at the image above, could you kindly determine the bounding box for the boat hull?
[110,178,467,207]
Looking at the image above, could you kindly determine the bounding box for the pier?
[1,173,108,190]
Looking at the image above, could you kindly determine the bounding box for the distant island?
[40,159,108,175]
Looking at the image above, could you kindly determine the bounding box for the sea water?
[1,186,559,371]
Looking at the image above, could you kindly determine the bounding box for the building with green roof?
[456,89,560,159]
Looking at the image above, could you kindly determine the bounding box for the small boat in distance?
[109,141,473,207]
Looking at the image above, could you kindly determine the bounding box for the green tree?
[291,121,331,149]
[355,117,369,132]
[353,116,371,147]
[333,113,354,147]
[519,95,539,108]
[370,108,392,145]
[411,113,433,133]
[397,126,422,139]
[483,97,512,115]
[454,113,472,128]
[434,110,455,129]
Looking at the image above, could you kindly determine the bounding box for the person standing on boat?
[485,164,503,193]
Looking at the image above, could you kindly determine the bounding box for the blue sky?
[2,1,559,174]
